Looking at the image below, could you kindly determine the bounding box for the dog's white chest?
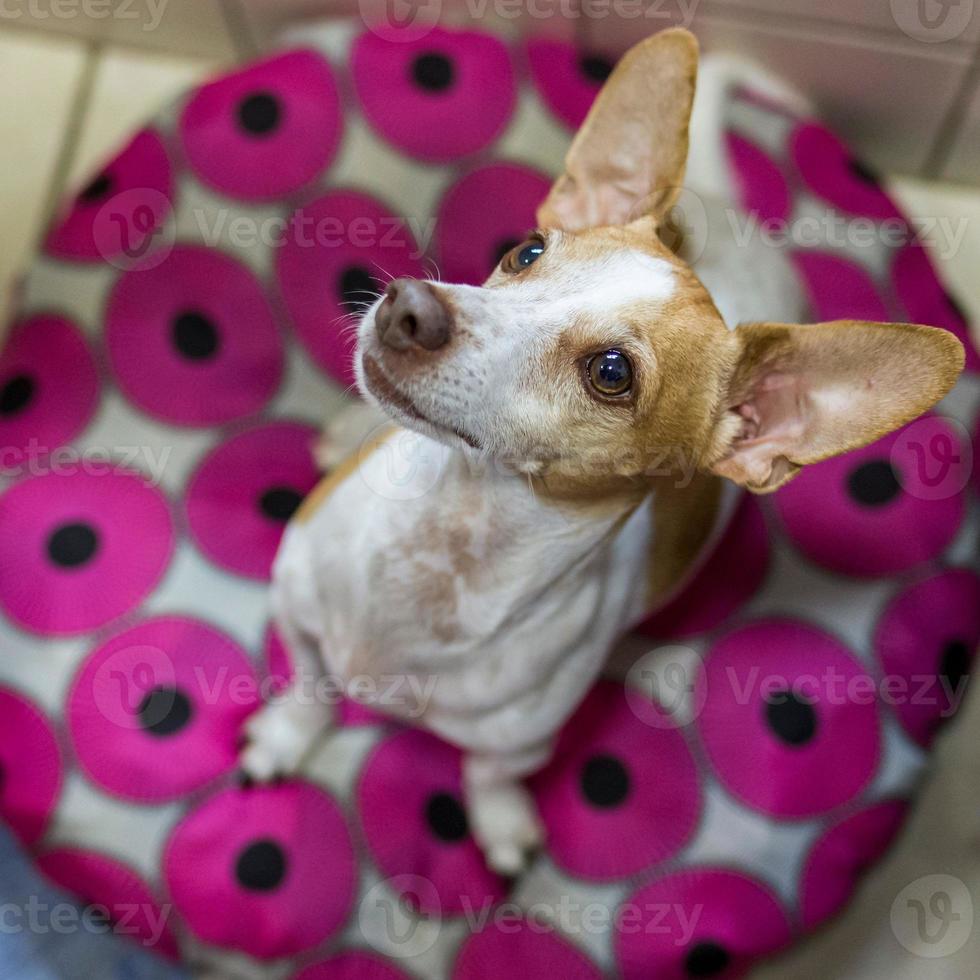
[273,430,653,754]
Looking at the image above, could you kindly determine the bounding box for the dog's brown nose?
[376,278,450,352]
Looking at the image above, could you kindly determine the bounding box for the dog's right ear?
[537,28,698,232]
[706,320,965,493]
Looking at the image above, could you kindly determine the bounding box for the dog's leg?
[463,742,552,876]
[240,599,334,782]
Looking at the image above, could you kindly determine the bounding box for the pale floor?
[1,16,980,980]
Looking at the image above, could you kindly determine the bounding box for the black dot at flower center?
[0,374,35,416]
[848,158,881,186]
[940,639,971,694]
[339,265,380,310]
[237,92,281,136]
[425,792,469,842]
[848,459,901,507]
[137,687,193,737]
[47,522,99,569]
[579,54,614,83]
[80,172,113,202]
[685,941,731,976]
[411,53,454,92]
[259,487,302,523]
[765,690,817,746]
[172,311,219,360]
[235,839,288,891]
[580,754,630,808]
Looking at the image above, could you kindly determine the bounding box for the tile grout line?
[921,36,980,180]
[698,0,978,61]
[217,0,260,60]
[36,39,103,239]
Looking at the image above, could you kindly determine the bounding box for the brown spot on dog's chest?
[413,564,462,643]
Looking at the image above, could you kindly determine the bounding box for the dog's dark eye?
[502,238,544,273]
[587,350,633,397]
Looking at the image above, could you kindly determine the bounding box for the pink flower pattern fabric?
[106,245,284,426]
[1,21,977,980]
[45,128,174,263]
[351,28,517,162]
[0,314,99,465]
[179,50,343,201]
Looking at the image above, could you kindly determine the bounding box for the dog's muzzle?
[375,278,451,352]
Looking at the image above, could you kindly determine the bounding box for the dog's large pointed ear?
[707,321,964,493]
[536,28,698,232]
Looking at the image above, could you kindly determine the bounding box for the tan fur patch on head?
[526,218,737,503]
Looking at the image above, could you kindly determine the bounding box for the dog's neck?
[436,445,646,556]
[300,424,727,629]
[425,438,724,620]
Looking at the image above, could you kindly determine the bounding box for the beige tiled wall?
[0,0,239,321]
[0,30,87,323]
[64,47,219,188]
[3,0,980,177]
[713,0,980,47]
[575,0,980,181]
[694,10,973,177]
[0,0,242,57]
[943,71,980,184]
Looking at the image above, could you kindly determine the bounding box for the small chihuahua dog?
[242,28,963,874]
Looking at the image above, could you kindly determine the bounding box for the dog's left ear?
[537,28,698,232]
[707,320,965,493]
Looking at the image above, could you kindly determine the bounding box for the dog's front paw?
[467,781,544,877]
[239,698,328,782]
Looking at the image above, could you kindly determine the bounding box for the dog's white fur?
[242,31,963,874]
